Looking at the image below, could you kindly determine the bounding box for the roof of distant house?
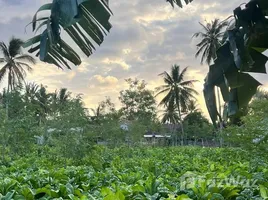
[144,135,171,138]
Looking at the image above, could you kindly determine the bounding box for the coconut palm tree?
[160,102,180,124]
[51,88,71,114]
[0,37,36,117]
[193,19,228,122]
[36,85,52,125]
[24,82,39,103]
[90,105,104,124]
[193,19,228,65]
[156,65,198,144]
[187,99,199,113]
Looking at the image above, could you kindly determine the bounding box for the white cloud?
[77,62,90,73]
[122,48,132,55]
[102,58,131,70]
[93,75,119,85]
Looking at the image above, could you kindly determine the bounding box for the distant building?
[143,134,171,146]
[120,123,129,131]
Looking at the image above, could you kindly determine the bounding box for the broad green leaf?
[2,191,15,200]
[25,0,112,69]
[260,185,268,199]
[32,3,52,31]
[176,194,192,200]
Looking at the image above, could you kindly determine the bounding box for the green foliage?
[183,111,214,142]
[222,99,268,156]
[119,78,157,122]
[0,147,267,199]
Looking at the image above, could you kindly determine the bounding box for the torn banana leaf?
[23,0,112,69]
[166,0,194,8]
[203,82,218,127]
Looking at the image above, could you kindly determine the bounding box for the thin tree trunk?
[2,73,10,162]
[178,105,184,146]
[217,87,221,117]
[6,74,10,119]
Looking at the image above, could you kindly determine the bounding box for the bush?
[223,99,268,157]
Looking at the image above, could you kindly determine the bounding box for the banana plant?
[23,0,113,69]
[204,0,268,127]
[23,0,195,69]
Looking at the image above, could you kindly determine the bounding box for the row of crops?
[0,146,267,199]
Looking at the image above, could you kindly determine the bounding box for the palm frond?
[198,22,210,32]
[16,62,33,73]
[183,86,199,96]
[159,90,175,107]
[23,0,113,69]
[171,64,180,82]
[8,37,24,57]
[0,42,10,60]
[177,66,187,82]
[195,42,208,60]
[155,87,171,97]
[15,54,36,64]
[155,84,170,92]
[180,80,199,87]
[159,71,173,85]
[15,63,27,78]
[196,38,209,47]
[0,64,9,83]
[192,32,208,39]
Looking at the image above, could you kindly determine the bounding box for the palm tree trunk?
[177,105,184,146]
[217,87,222,121]
[6,72,10,119]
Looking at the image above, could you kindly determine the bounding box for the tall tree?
[119,78,156,122]
[36,85,51,125]
[51,88,71,114]
[0,37,36,117]
[193,19,228,121]
[193,19,228,65]
[160,102,180,124]
[156,65,198,143]
[187,99,199,113]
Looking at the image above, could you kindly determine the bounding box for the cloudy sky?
[0,0,268,117]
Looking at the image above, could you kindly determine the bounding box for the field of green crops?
[0,147,267,200]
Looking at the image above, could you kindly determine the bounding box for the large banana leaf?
[23,0,112,69]
[166,0,194,8]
